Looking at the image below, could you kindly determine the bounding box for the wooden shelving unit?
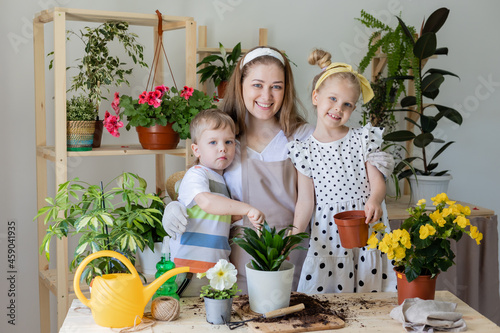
[33,8,196,332]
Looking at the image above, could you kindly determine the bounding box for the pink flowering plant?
[117,85,216,139]
[367,193,483,282]
[103,92,124,137]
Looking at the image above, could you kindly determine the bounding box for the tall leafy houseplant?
[49,21,148,113]
[196,42,242,88]
[34,172,164,284]
[383,8,462,178]
[66,94,98,121]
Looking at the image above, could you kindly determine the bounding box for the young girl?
[287,49,396,294]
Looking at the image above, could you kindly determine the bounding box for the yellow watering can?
[74,250,190,328]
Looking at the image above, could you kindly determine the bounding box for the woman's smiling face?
[242,63,285,121]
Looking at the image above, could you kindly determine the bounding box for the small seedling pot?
[333,210,368,249]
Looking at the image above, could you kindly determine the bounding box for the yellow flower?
[449,204,461,216]
[419,224,436,239]
[430,210,447,227]
[378,236,390,253]
[394,246,406,261]
[373,222,386,232]
[454,215,469,229]
[400,229,412,248]
[457,204,471,216]
[386,248,395,260]
[446,200,456,206]
[470,226,483,245]
[431,193,449,205]
[367,232,379,250]
[392,229,403,242]
[442,207,453,217]
[417,199,426,206]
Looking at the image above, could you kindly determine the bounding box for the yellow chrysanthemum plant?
[367,193,483,283]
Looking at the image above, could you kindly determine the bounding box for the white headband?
[240,48,285,69]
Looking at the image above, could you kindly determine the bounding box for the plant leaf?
[429,141,454,163]
[396,15,415,45]
[414,133,434,148]
[422,8,450,34]
[421,73,444,93]
[425,68,459,80]
[420,115,437,133]
[414,33,437,60]
[401,96,417,107]
[384,130,416,142]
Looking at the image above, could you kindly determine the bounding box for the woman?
[163,46,393,292]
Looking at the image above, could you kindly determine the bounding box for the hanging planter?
[334,210,368,249]
[395,268,437,304]
[136,124,180,150]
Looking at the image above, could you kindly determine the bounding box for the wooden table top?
[386,195,495,220]
[59,291,500,332]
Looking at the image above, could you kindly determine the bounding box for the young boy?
[169,109,265,296]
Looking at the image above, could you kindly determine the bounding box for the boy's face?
[191,125,236,174]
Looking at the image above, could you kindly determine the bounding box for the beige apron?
[229,135,309,293]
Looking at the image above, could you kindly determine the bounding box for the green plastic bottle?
[153,237,179,300]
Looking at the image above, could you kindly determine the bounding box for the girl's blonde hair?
[221,45,306,138]
[309,49,361,98]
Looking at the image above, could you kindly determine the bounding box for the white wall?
[1,1,499,332]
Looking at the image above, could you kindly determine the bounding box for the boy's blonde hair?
[190,108,236,144]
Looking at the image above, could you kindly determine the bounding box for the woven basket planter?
[67,120,96,151]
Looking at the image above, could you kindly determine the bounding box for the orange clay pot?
[136,124,180,150]
[333,210,368,249]
[395,268,437,304]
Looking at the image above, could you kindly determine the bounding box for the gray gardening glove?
[367,151,395,178]
[162,201,188,240]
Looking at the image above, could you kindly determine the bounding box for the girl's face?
[312,76,359,130]
[242,63,285,122]
[191,125,236,175]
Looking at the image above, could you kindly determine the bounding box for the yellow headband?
[314,62,374,104]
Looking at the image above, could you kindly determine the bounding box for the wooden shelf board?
[36,145,187,158]
[34,7,193,26]
[386,195,495,220]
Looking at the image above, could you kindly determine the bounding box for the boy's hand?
[364,198,383,224]
[247,208,265,229]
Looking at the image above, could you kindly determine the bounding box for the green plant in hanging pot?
[34,172,164,285]
[196,42,242,98]
[380,8,462,203]
[116,84,217,149]
[232,222,308,313]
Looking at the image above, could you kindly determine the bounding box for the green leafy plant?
[66,94,98,121]
[197,259,241,299]
[49,21,148,113]
[383,8,462,177]
[135,192,168,251]
[196,42,242,87]
[119,85,217,140]
[367,193,483,282]
[34,172,164,285]
[356,9,416,119]
[232,221,309,271]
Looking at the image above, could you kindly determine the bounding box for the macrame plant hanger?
[146,10,178,92]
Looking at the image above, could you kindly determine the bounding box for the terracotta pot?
[136,124,180,150]
[395,268,437,304]
[333,210,368,249]
[217,80,228,99]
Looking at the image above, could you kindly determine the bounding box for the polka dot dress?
[286,124,397,294]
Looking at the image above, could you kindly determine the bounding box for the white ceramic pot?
[245,261,294,314]
[204,297,233,325]
[137,242,163,275]
[408,174,452,208]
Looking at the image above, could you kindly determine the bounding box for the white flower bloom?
[206,259,237,291]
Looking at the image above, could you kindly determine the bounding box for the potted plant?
[196,42,242,98]
[355,10,419,198]
[34,172,164,285]
[367,193,483,304]
[232,222,308,314]
[380,8,462,204]
[66,94,99,151]
[196,259,240,325]
[117,84,217,149]
[48,21,148,147]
